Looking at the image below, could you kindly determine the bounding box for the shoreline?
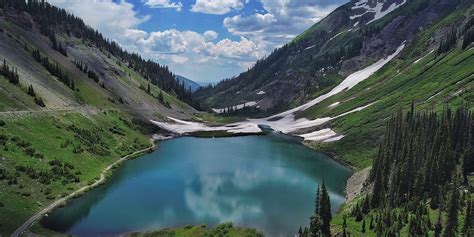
[12,137,158,237]
[302,141,357,172]
[301,141,368,205]
[14,131,367,236]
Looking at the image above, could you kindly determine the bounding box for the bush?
[24,147,36,157]
[0,120,5,126]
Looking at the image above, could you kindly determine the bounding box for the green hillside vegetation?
[129,223,264,237]
[0,111,151,235]
[0,0,201,235]
[303,6,474,169]
[326,107,473,237]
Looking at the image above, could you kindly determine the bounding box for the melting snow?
[329,31,346,41]
[212,101,257,114]
[152,44,405,142]
[413,49,435,64]
[351,0,407,25]
[304,45,316,51]
[328,102,341,108]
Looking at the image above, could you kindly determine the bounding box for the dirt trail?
[12,139,156,237]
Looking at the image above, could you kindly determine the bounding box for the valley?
[0,0,473,236]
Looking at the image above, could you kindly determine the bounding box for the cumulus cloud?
[142,0,183,11]
[203,30,218,41]
[47,0,344,82]
[191,0,247,15]
[47,0,150,41]
[224,0,341,50]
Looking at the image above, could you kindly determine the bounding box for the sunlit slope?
[0,19,196,120]
[301,7,474,168]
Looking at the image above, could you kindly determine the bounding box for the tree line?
[1,59,45,106]
[32,49,75,90]
[0,0,199,108]
[348,106,473,236]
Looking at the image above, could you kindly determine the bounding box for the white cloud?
[47,0,149,41]
[203,30,218,41]
[47,0,345,83]
[191,0,247,15]
[142,0,183,11]
[224,0,340,50]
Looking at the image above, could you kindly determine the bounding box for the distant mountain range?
[176,75,201,92]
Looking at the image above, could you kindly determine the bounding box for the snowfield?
[152,44,405,142]
[212,101,257,114]
[351,0,407,25]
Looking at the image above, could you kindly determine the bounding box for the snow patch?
[152,43,405,142]
[329,31,345,41]
[351,0,407,25]
[300,128,337,141]
[212,101,257,114]
[304,45,316,51]
[323,135,345,143]
[328,102,340,108]
[269,43,404,119]
[413,49,435,64]
[256,90,266,95]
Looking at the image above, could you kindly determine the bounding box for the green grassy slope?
[0,5,199,235]
[0,111,151,235]
[129,223,264,237]
[300,6,474,169]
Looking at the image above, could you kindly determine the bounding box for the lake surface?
[41,135,352,236]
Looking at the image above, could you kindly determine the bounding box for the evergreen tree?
[342,216,347,237]
[158,90,164,103]
[443,181,460,237]
[27,85,35,96]
[435,208,443,237]
[315,184,320,214]
[463,200,473,236]
[361,218,366,233]
[319,180,332,236]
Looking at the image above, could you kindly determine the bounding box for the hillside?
[176,75,201,92]
[192,0,474,168]
[196,0,471,114]
[0,0,199,235]
[190,0,474,235]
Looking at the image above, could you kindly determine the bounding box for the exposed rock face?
[196,0,466,115]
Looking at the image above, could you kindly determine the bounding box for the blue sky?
[49,0,347,84]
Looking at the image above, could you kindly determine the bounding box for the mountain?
[176,75,201,92]
[195,0,473,163]
[0,0,199,234]
[192,1,474,234]
[195,0,472,114]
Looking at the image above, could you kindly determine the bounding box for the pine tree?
[463,200,473,235]
[319,180,332,236]
[309,214,321,237]
[435,208,443,237]
[361,218,366,233]
[158,90,164,103]
[443,181,460,237]
[315,184,320,214]
[27,85,35,96]
[342,216,347,237]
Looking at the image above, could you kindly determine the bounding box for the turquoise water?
[41,135,352,236]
